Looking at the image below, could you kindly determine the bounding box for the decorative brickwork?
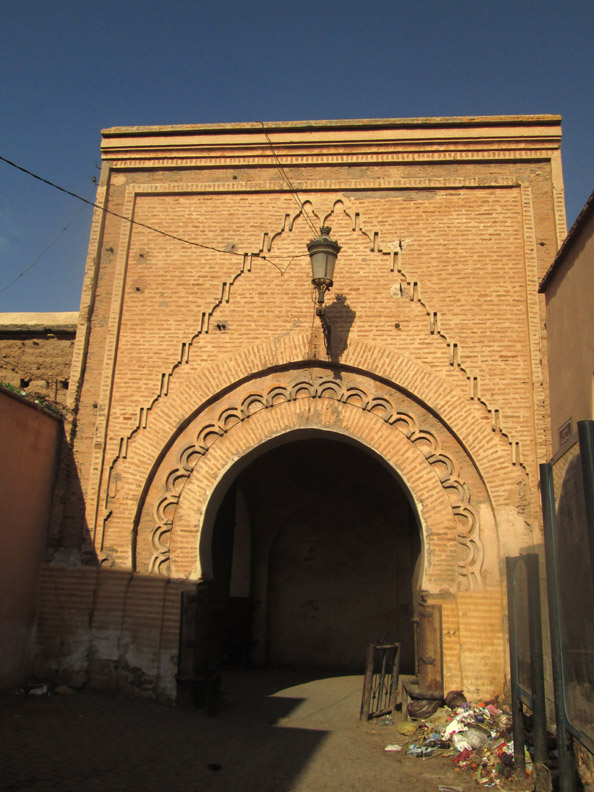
[143,374,482,586]
[42,116,564,699]
[101,195,528,476]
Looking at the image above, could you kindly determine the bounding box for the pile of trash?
[396,690,530,787]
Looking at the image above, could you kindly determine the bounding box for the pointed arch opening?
[199,428,423,674]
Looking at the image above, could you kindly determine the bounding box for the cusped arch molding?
[143,375,484,589]
[104,336,526,544]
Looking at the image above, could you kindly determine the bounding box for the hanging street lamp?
[307,226,341,356]
[307,226,341,316]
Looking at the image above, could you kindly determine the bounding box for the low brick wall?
[33,565,192,700]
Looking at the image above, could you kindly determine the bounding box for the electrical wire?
[0,198,91,296]
[0,155,309,274]
[259,123,320,239]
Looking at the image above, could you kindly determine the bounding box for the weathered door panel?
[417,602,443,696]
[176,584,222,710]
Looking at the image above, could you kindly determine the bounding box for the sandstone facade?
[38,116,565,700]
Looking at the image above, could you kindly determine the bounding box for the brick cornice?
[103,115,561,136]
[101,116,562,164]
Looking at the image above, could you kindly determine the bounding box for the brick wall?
[42,116,564,699]
[34,566,190,700]
[0,313,77,407]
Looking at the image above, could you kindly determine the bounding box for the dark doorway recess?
[210,436,421,675]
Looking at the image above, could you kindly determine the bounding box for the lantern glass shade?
[307,228,341,285]
[310,249,337,283]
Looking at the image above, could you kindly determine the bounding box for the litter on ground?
[399,691,537,787]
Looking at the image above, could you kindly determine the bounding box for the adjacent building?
[540,188,594,450]
[540,188,594,750]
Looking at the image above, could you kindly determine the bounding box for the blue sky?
[1,0,593,312]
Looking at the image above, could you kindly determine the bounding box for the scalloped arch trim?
[146,375,484,589]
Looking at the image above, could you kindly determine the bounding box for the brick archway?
[194,427,422,587]
[101,339,528,575]
[171,398,460,590]
[198,429,424,671]
[134,369,498,592]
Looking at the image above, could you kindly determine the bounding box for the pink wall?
[0,388,60,690]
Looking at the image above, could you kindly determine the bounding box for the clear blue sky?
[1,0,592,312]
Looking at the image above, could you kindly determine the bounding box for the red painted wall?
[0,388,60,690]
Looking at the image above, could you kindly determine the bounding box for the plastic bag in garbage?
[28,684,48,696]
[406,743,440,757]
[407,698,442,720]
[442,710,476,740]
[445,690,468,709]
[452,726,489,752]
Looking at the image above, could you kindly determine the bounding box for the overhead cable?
[0,198,91,296]
[259,122,320,238]
[0,155,308,275]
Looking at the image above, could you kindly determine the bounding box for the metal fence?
[506,553,547,773]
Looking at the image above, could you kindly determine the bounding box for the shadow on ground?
[1,668,478,792]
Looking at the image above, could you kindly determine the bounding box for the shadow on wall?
[326,294,356,365]
[33,565,190,700]
[45,423,92,565]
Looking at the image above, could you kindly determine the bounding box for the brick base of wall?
[33,564,506,701]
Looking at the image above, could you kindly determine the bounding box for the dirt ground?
[1,669,506,792]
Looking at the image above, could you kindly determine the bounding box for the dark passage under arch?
[209,435,422,674]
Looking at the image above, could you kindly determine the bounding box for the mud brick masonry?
[0,312,77,406]
[34,116,565,700]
